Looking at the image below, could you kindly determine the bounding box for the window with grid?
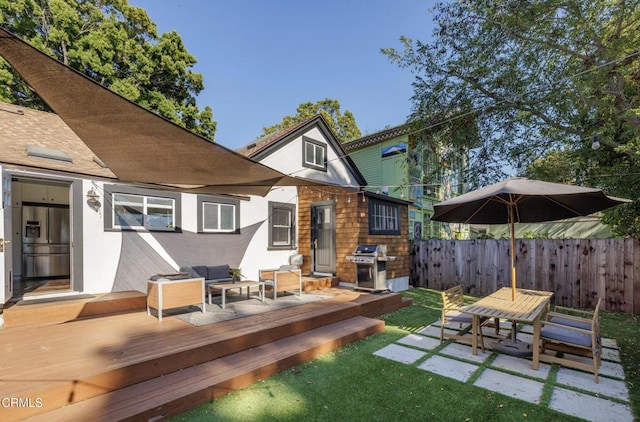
[368,198,400,235]
[269,202,295,249]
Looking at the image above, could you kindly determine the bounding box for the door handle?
[313,239,318,248]
[0,238,9,253]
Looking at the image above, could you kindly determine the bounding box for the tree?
[259,98,361,143]
[383,0,640,236]
[0,0,216,139]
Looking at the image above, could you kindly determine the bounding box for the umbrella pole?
[510,207,516,301]
[496,208,532,355]
[510,206,518,343]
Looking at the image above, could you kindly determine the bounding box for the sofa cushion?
[190,265,209,279]
[207,265,231,281]
[179,266,200,279]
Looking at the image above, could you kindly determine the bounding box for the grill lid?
[352,244,387,256]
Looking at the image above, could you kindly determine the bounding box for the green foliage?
[259,98,362,143]
[521,230,551,239]
[383,0,640,236]
[0,0,216,139]
[474,232,495,239]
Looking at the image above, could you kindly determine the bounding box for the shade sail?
[0,27,324,196]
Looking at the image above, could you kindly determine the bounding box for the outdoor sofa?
[179,264,237,304]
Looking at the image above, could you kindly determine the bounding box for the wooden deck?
[0,287,412,421]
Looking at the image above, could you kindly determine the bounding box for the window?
[197,195,240,234]
[104,185,181,232]
[202,202,236,232]
[269,202,295,249]
[302,138,327,171]
[369,198,400,235]
[113,193,175,230]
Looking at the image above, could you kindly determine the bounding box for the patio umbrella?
[432,177,630,301]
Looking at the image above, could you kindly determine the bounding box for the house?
[343,124,468,240]
[0,104,410,305]
[238,115,410,291]
[0,102,306,303]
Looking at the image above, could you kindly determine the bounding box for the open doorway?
[11,178,72,300]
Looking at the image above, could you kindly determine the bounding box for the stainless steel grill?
[346,244,396,291]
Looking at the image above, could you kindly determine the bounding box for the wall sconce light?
[86,187,101,212]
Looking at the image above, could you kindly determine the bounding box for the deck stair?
[1,288,411,421]
[25,316,383,421]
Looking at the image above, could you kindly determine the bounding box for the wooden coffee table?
[208,280,265,308]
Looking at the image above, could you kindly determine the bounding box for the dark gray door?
[311,202,336,275]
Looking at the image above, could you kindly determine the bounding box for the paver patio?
[374,319,634,422]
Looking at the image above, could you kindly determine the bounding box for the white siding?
[259,127,360,187]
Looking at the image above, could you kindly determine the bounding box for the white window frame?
[302,138,327,171]
[369,198,400,235]
[112,193,175,231]
[202,202,236,233]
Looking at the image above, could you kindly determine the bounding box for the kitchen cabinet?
[21,183,69,205]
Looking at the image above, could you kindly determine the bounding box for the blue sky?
[127,0,436,149]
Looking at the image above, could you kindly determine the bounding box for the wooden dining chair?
[440,285,486,352]
[539,298,602,382]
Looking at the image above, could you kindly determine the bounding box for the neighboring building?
[343,124,468,240]
[0,106,409,305]
[238,115,410,291]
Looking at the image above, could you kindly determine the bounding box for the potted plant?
[229,268,244,282]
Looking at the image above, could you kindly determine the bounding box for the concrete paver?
[374,343,426,365]
[397,333,440,350]
[417,355,479,382]
[439,342,491,364]
[474,368,545,403]
[556,367,629,401]
[602,346,621,362]
[417,324,456,339]
[550,387,634,422]
[490,353,551,380]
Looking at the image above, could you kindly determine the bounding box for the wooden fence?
[410,238,640,314]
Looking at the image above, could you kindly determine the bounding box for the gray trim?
[70,178,83,292]
[103,184,182,232]
[196,195,241,234]
[268,201,296,250]
[301,136,327,172]
[311,201,336,274]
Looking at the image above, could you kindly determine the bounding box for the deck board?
[0,288,410,421]
[25,317,384,422]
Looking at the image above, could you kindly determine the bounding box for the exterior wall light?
[86,187,101,212]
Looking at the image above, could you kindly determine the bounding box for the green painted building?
[343,124,468,239]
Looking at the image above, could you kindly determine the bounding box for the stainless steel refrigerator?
[22,205,70,278]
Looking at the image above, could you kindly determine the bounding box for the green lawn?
[169,288,640,421]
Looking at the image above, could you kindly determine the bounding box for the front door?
[1,172,13,303]
[311,201,335,275]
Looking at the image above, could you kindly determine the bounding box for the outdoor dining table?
[464,287,554,369]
